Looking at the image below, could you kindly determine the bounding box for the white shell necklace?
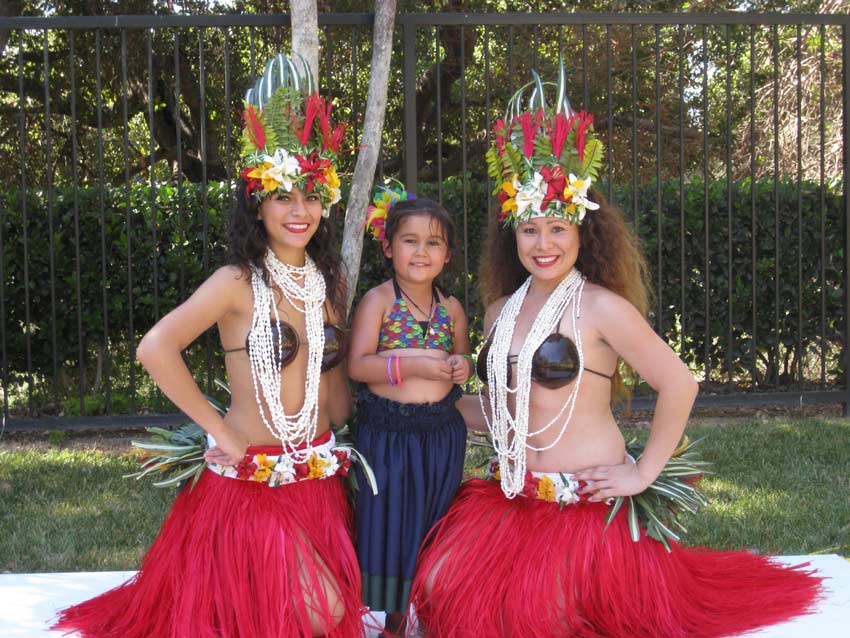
[248,249,326,459]
[479,268,586,498]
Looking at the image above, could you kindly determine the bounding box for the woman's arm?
[575,289,698,500]
[136,266,249,462]
[347,288,452,384]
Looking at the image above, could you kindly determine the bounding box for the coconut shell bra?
[224,322,346,373]
[476,325,613,390]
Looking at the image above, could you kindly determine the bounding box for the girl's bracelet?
[394,355,403,386]
[387,355,397,386]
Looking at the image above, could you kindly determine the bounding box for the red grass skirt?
[411,479,822,638]
[53,442,363,638]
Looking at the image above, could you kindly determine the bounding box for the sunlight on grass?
[1,418,848,572]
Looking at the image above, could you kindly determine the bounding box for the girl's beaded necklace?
[479,268,586,498]
[248,249,326,460]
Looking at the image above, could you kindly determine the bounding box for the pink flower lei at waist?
[207,433,352,487]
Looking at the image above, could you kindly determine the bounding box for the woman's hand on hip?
[574,461,651,502]
[203,427,250,467]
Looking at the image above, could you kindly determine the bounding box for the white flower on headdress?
[515,171,547,216]
[567,174,600,221]
[263,148,301,192]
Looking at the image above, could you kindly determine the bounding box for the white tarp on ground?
[0,554,847,638]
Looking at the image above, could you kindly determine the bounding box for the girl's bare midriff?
[369,348,455,404]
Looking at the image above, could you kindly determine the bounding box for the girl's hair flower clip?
[364,178,416,241]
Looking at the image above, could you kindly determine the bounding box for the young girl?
[53,55,363,638]
[410,67,822,638]
[348,191,473,636]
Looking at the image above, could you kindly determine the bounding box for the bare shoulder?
[353,280,395,317]
[210,264,251,295]
[442,294,467,321]
[580,282,642,322]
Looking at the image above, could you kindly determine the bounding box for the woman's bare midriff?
[215,275,339,447]
[508,369,626,474]
[368,348,455,404]
[219,319,335,447]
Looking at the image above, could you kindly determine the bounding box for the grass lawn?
[1,417,848,573]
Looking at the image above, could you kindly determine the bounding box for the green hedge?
[0,176,844,415]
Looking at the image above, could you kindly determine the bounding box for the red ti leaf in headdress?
[493,119,507,154]
[576,111,594,162]
[243,105,266,151]
[316,97,333,149]
[549,112,571,159]
[518,112,536,158]
[300,93,322,146]
[328,123,346,153]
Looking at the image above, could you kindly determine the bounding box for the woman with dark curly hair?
[53,54,363,638]
[409,68,822,638]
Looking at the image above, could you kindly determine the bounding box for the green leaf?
[580,138,604,180]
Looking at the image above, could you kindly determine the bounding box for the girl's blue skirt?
[354,385,466,614]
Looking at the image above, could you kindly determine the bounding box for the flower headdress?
[364,178,416,241]
[240,53,346,217]
[486,61,604,227]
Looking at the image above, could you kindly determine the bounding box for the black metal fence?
[0,11,848,430]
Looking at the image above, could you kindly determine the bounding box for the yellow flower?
[247,162,279,193]
[501,177,519,214]
[537,475,556,502]
[252,453,274,482]
[325,165,340,190]
[307,453,329,479]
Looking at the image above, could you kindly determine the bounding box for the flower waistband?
[208,433,352,487]
[485,458,585,507]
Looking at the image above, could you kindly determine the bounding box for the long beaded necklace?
[248,249,326,459]
[479,268,586,498]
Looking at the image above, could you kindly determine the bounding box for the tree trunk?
[340,0,397,314]
[290,0,320,81]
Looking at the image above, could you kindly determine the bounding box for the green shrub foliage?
[0,176,843,415]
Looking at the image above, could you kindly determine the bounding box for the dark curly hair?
[479,188,652,403]
[227,180,348,322]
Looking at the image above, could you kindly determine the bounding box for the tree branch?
[341,0,397,314]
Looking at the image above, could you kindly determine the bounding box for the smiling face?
[515,216,580,285]
[382,213,451,286]
[257,186,323,262]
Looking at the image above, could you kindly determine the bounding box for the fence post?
[843,24,850,417]
[402,16,417,192]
